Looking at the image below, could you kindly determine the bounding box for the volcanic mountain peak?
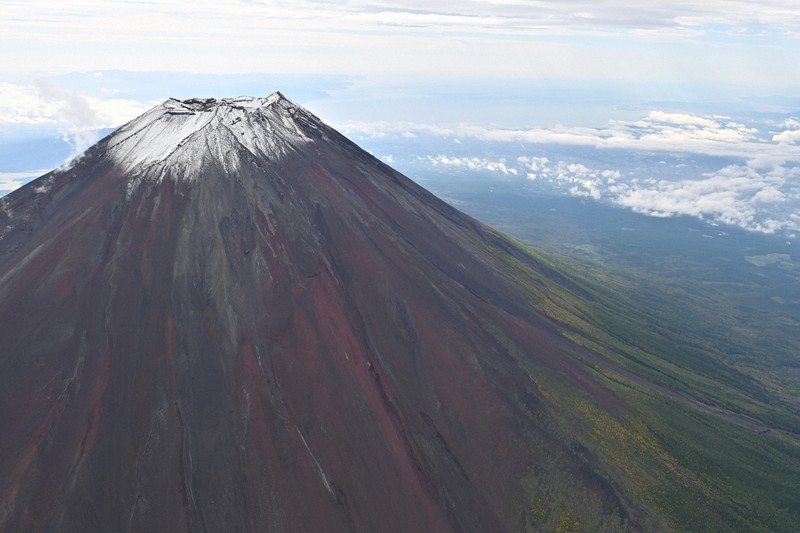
[2,90,635,532]
[106,91,311,174]
[9,91,796,532]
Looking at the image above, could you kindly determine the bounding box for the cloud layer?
[343,111,796,161]
[348,110,800,234]
[521,157,800,234]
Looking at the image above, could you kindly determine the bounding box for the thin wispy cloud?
[3,1,800,85]
[7,1,800,36]
[341,112,800,162]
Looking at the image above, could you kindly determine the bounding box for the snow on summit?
[106,92,312,173]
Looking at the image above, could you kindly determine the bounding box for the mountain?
[0,93,797,532]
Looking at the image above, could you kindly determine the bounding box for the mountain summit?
[106,93,312,172]
[1,93,657,531]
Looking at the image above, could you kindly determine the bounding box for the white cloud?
[514,155,800,233]
[631,112,757,144]
[427,155,518,175]
[341,111,800,163]
[0,81,148,128]
[0,81,151,158]
[645,111,721,129]
[0,82,62,125]
[518,156,619,200]
[773,129,800,145]
[611,163,800,233]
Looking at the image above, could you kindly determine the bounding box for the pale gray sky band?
[6,1,800,34]
[2,1,800,86]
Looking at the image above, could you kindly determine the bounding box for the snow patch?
[34,176,54,195]
[107,93,312,179]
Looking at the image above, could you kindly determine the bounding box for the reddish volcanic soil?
[0,95,653,532]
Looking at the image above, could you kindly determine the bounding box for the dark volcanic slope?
[0,94,652,531]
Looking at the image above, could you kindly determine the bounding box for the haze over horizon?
[2,1,800,235]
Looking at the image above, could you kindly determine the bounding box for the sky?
[3,1,800,84]
[2,1,800,234]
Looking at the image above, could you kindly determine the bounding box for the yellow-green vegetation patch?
[745,253,791,267]
[486,227,800,531]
